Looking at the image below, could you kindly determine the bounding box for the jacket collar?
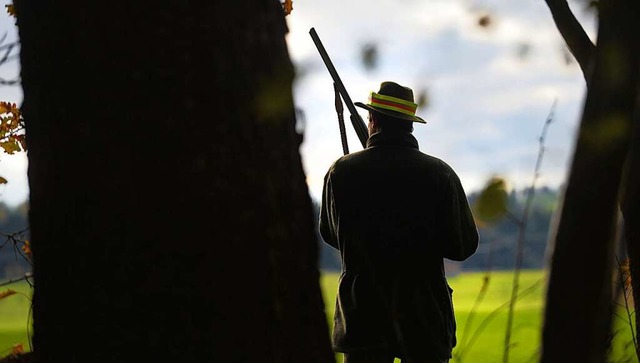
[366,131,419,150]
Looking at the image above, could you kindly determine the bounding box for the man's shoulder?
[327,149,368,172]
[396,149,457,173]
[329,148,458,176]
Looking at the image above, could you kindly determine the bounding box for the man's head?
[355,81,425,135]
[367,111,413,135]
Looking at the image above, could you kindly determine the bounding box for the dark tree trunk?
[621,104,640,355]
[543,0,640,354]
[541,0,640,361]
[17,1,333,362]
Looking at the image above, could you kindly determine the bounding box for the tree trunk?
[621,102,640,355]
[541,0,640,361]
[543,0,640,354]
[17,1,334,362]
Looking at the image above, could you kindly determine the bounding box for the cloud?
[248,0,594,204]
[0,0,596,206]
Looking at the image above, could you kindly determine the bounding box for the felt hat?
[355,81,426,123]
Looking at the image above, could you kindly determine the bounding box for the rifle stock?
[309,27,369,148]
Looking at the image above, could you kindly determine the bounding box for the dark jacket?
[319,131,478,360]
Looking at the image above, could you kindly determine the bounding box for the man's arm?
[319,170,339,250]
[439,170,479,261]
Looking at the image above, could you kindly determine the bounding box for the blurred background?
[283,0,594,274]
[3,1,634,362]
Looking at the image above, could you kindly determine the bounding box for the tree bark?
[541,0,640,361]
[621,102,640,356]
[17,1,334,362]
[543,0,640,351]
[543,0,596,83]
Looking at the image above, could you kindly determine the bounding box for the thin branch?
[456,272,491,362]
[0,77,21,85]
[0,42,15,64]
[503,100,556,363]
[0,227,30,237]
[0,273,33,288]
[615,255,639,361]
[456,279,545,359]
[0,40,19,51]
[544,0,596,83]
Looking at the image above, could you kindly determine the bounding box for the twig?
[503,100,556,363]
[457,272,491,362]
[0,77,20,86]
[0,273,33,288]
[0,227,30,237]
[0,40,19,51]
[456,278,545,359]
[615,255,639,361]
[0,42,15,64]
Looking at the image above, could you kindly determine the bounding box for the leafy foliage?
[4,4,15,18]
[0,101,25,155]
[282,0,293,16]
[0,288,16,300]
[0,3,25,181]
[473,176,509,224]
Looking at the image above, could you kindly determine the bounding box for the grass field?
[0,280,32,357]
[1,270,637,362]
[320,270,638,363]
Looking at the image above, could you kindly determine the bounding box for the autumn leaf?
[0,101,25,155]
[0,176,6,184]
[282,0,293,15]
[22,240,32,258]
[478,14,492,28]
[620,258,632,289]
[11,343,24,355]
[13,134,26,150]
[5,4,16,18]
[473,176,509,223]
[0,289,17,301]
[1,139,21,154]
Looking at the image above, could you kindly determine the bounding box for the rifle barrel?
[309,28,368,148]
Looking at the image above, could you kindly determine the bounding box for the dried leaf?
[22,240,32,258]
[620,258,632,289]
[282,0,293,15]
[1,140,21,154]
[4,4,16,18]
[11,343,24,355]
[416,89,430,110]
[474,176,508,223]
[0,289,17,300]
[478,14,492,28]
[13,134,26,150]
[360,43,378,71]
[0,176,6,184]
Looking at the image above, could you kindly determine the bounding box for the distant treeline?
[314,186,560,272]
[0,187,559,279]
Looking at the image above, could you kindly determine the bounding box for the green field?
[320,270,638,363]
[1,271,637,362]
[0,280,32,357]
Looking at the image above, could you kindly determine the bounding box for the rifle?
[309,27,369,151]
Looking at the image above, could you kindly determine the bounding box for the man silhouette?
[319,81,479,363]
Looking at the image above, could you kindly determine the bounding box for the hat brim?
[355,102,426,124]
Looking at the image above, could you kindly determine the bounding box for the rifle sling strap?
[334,82,350,155]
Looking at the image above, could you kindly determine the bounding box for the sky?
[0,0,596,207]
[288,0,596,203]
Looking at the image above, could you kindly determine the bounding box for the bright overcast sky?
[288,0,595,203]
[0,0,596,207]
